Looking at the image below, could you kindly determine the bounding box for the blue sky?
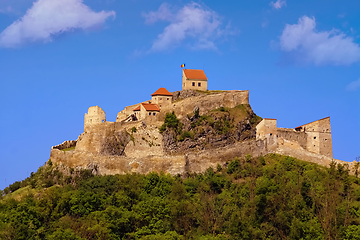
[0,0,359,189]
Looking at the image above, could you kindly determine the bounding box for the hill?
[1,154,360,239]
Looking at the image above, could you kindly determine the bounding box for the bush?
[9,181,21,193]
[160,112,179,133]
[227,159,240,174]
[258,156,266,166]
[131,127,137,133]
[178,131,194,141]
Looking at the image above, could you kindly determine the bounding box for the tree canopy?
[1,154,360,239]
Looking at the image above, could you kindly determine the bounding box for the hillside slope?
[1,154,360,240]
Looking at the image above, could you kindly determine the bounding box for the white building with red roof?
[151,87,173,107]
[182,69,208,91]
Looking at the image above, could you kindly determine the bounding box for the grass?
[195,90,228,94]
[61,146,75,152]
[2,186,36,202]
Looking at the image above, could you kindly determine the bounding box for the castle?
[50,68,344,177]
[85,69,210,129]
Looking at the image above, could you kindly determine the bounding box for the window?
[149,113,151,116]
[198,82,201,87]
[192,82,195,86]
[160,98,162,100]
[167,98,169,100]
[153,113,156,116]
[314,137,316,139]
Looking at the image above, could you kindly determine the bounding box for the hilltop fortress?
[50,69,347,176]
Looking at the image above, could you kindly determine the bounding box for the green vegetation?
[195,90,227,94]
[131,127,137,133]
[61,146,76,152]
[159,112,182,134]
[1,154,360,239]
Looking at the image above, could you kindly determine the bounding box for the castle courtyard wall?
[277,128,307,149]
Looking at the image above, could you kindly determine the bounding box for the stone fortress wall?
[256,117,333,158]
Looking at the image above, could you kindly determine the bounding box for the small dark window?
[149,113,151,116]
[198,82,201,87]
[270,133,272,136]
[192,82,195,86]
[153,113,156,116]
[167,98,169,100]
[314,137,316,139]
[160,98,162,100]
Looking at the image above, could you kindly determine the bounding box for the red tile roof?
[133,103,160,112]
[142,103,160,111]
[151,87,173,96]
[183,69,207,80]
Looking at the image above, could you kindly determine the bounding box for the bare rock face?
[162,129,177,152]
[101,130,131,156]
[171,89,203,101]
[76,123,131,156]
[161,104,262,154]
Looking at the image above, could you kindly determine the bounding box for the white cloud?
[279,16,360,65]
[270,0,286,9]
[0,6,13,13]
[0,0,116,48]
[143,2,235,52]
[346,79,360,91]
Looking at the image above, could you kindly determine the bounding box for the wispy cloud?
[143,2,236,52]
[0,6,13,13]
[0,0,116,48]
[279,16,360,65]
[346,79,360,91]
[270,0,286,9]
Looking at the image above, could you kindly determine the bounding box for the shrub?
[258,156,266,166]
[131,127,137,133]
[159,112,179,133]
[9,181,21,193]
[227,159,240,174]
[178,131,194,141]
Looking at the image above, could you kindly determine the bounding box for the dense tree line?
[1,154,360,239]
